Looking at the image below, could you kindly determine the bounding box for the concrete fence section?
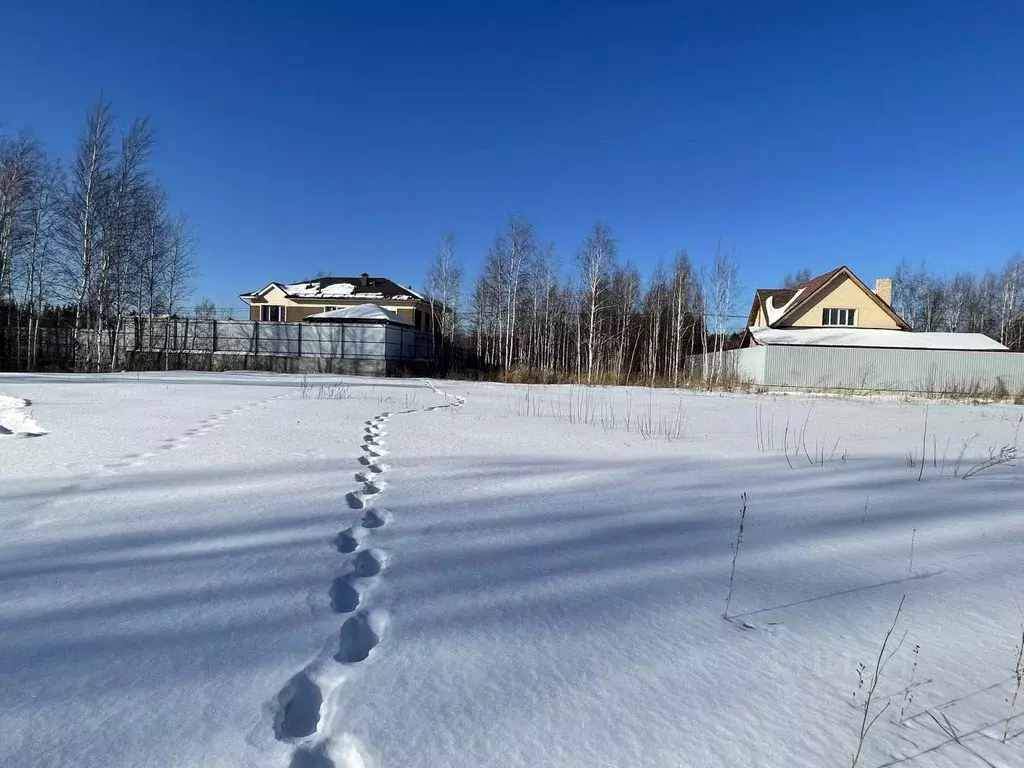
[688,345,1024,394]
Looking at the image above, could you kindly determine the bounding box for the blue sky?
[2,0,1023,314]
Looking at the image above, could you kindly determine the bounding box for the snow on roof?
[284,281,357,298]
[749,326,1008,351]
[241,276,426,303]
[306,304,413,325]
[764,288,804,325]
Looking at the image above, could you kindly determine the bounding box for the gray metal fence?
[123,317,434,362]
[689,345,1024,394]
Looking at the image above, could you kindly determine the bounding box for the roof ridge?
[795,265,845,288]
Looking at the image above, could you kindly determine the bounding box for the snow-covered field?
[1,372,1022,768]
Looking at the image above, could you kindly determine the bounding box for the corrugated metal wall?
[683,348,767,383]
[732,347,766,382]
[683,345,1024,394]
[762,346,1024,393]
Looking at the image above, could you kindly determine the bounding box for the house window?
[822,308,856,326]
[260,305,284,322]
[324,306,339,312]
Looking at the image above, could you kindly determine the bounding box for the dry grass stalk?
[723,492,747,621]
[851,595,907,768]
[1004,616,1024,744]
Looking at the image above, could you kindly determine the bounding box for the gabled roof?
[305,304,413,325]
[747,266,910,330]
[240,276,425,304]
[239,282,288,300]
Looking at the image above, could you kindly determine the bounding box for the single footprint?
[329,577,361,613]
[351,549,384,577]
[333,529,361,553]
[273,672,323,740]
[361,509,387,529]
[335,611,387,664]
[289,746,335,768]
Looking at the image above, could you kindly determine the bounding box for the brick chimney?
[360,272,370,287]
[874,278,892,306]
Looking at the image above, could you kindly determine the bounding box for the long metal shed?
[691,328,1024,394]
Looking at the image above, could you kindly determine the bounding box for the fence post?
[296,320,302,357]
[212,319,218,354]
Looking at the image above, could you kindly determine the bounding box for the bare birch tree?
[95,118,154,366]
[60,102,115,366]
[611,262,640,381]
[425,231,463,344]
[945,273,973,332]
[703,246,739,383]
[1000,254,1024,345]
[0,134,47,304]
[577,221,616,382]
[164,213,197,317]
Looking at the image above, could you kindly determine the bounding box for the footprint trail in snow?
[271,384,465,767]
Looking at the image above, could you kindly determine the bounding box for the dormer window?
[822,308,856,326]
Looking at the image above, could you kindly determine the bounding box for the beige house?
[743,266,910,339]
[239,273,434,331]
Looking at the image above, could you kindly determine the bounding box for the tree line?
[0,101,196,370]
[425,215,742,385]
[890,255,1024,349]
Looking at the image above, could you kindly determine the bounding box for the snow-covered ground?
[1,372,1022,768]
